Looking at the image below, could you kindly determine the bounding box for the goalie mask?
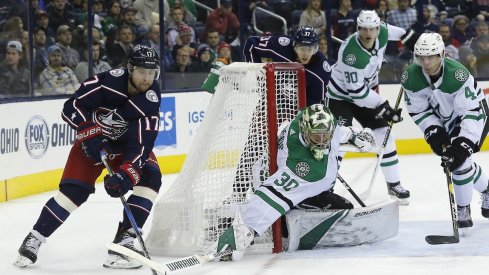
[299,104,336,160]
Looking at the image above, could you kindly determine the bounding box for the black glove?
[104,162,141,197]
[375,100,403,123]
[424,125,450,156]
[76,122,107,162]
[441,137,475,172]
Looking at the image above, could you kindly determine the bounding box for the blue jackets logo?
[25,115,50,159]
[155,97,176,148]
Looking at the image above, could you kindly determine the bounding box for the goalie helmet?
[299,104,336,152]
[357,10,380,29]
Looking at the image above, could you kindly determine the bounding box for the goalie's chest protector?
[277,119,339,189]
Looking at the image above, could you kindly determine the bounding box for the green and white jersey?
[327,22,406,108]
[401,58,487,146]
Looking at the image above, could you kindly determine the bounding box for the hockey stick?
[100,151,158,275]
[360,87,404,200]
[337,174,366,207]
[105,242,233,274]
[425,165,459,245]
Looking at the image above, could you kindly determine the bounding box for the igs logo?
[154,97,176,148]
[25,116,50,159]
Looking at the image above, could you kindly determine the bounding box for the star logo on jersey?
[454,69,468,82]
[278,37,290,46]
[70,112,76,120]
[146,90,158,102]
[345,54,356,65]
[93,108,128,140]
[400,71,408,84]
[295,161,310,178]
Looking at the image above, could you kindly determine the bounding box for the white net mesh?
[146,62,304,256]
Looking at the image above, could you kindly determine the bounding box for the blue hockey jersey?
[61,68,161,167]
[243,35,331,106]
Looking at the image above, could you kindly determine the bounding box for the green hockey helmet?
[299,104,336,151]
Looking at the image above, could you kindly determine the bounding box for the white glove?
[350,127,376,152]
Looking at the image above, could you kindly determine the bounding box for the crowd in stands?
[0,0,489,97]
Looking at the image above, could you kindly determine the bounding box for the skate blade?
[389,195,409,206]
[13,255,33,268]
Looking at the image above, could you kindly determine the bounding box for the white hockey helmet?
[414,33,445,57]
[357,10,380,29]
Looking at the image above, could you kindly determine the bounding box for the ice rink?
[2,152,489,275]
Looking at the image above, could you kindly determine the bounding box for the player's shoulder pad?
[400,63,429,93]
[438,58,470,94]
[341,36,370,69]
[378,21,388,48]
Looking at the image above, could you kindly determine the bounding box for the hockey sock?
[380,150,401,183]
[472,163,489,193]
[121,194,153,229]
[453,165,476,206]
[33,197,71,237]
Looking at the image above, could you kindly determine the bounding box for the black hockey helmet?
[128,44,159,69]
[293,26,319,46]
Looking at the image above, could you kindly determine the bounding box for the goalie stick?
[360,87,404,201]
[105,242,233,274]
[100,151,158,275]
[425,165,459,245]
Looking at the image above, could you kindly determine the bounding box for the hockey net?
[146,62,306,256]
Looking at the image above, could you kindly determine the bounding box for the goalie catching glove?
[104,162,141,197]
[349,127,375,152]
[375,100,402,123]
[76,121,108,162]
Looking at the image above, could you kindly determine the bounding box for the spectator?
[437,10,453,26]
[451,15,475,46]
[469,22,489,50]
[141,24,161,54]
[0,41,30,97]
[47,0,76,31]
[121,6,148,41]
[376,0,390,22]
[102,0,123,35]
[107,24,135,68]
[174,25,197,57]
[387,0,417,30]
[167,1,197,29]
[188,44,212,72]
[458,45,478,77]
[132,0,157,32]
[168,46,191,72]
[33,27,48,77]
[217,42,232,64]
[204,29,221,62]
[299,0,326,36]
[168,0,197,18]
[411,4,439,33]
[74,41,111,83]
[166,5,196,49]
[201,0,239,43]
[55,25,80,70]
[38,45,80,95]
[35,11,56,45]
[439,24,459,60]
[332,0,356,43]
[472,34,489,78]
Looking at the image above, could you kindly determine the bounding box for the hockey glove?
[104,162,141,197]
[76,122,107,162]
[424,125,450,156]
[375,100,403,123]
[350,127,376,152]
[441,137,475,172]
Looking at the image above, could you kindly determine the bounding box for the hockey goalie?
[214,104,399,260]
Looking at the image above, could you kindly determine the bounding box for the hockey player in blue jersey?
[243,26,331,106]
[14,45,163,270]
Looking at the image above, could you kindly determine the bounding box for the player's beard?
[128,76,151,95]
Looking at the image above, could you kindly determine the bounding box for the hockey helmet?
[299,104,336,152]
[128,44,160,79]
[357,10,381,29]
[294,26,319,46]
[414,33,445,58]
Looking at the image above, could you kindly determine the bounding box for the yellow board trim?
[1,140,488,202]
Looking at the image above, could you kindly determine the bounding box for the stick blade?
[425,235,459,245]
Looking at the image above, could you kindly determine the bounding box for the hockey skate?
[481,190,489,218]
[387,182,410,205]
[14,230,46,268]
[457,205,473,228]
[215,211,254,262]
[103,223,143,269]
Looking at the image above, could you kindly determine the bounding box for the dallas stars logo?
[454,69,468,82]
[345,54,356,65]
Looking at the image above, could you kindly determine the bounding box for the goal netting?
[146,62,306,256]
